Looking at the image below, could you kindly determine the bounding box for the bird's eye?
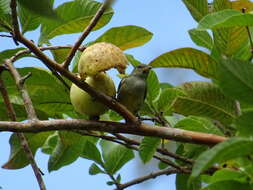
[137,64,145,69]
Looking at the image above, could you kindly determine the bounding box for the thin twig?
[0,34,12,38]
[242,8,253,60]
[5,59,37,120]
[108,173,121,190]
[116,169,181,190]
[10,45,87,62]
[0,119,227,145]
[76,131,185,169]
[235,100,241,116]
[63,0,113,69]
[0,74,46,190]
[112,133,194,164]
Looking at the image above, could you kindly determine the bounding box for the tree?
[1,0,253,189]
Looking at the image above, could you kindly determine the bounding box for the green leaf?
[190,138,253,181]
[211,0,251,60]
[41,132,58,154]
[39,0,114,44]
[0,0,11,14]
[156,88,185,113]
[0,0,12,32]
[17,0,57,19]
[176,174,201,190]
[198,9,253,30]
[2,132,51,169]
[94,25,153,50]
[210,168,248,183]
[48,131,86,172]
[217,59,253,105]
[89,163,105,175]
[213,27,249,58]
[0,102,48,121]
[188,29,213,50]
[149,48,217,79]
[51,48,70,64]
[172,82,236,124]
[139,137,161,164]
[0,13,12,32]
[17,2,41,34]
[126,54,142,67]
[106,181,115,186]
[236,111,253,137]
[160,82,173,90]
[100,140,134,175]
[71,50,82,73]
[175,116,224,136]
[182,0,209,21]
[146,70,160,102]
[81,140,103,165]
[0,48,28,63]
[2,67,72,118]
[201,180,251,190]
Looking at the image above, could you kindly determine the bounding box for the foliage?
[1,0,253,189]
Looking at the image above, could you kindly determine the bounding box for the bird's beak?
[143,65,152,72]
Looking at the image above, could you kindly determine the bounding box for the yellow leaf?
[231,0,253,12]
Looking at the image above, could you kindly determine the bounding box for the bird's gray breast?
[123,76,146,95]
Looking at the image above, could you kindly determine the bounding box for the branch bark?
[116,169,182,190]
[5,59,37,120]
[0,119,227,145]
[0,74,46,190]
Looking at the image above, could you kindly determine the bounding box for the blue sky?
[0,0,208,190]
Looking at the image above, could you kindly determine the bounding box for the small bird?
[117,64,152,116]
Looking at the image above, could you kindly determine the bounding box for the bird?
[117,64,152,116]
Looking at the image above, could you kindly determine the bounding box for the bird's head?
[132,64,152,79]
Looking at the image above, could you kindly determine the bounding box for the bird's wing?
[144,82,148,100]
[117,76,127,93]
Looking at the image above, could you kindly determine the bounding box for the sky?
[0,0,208,190]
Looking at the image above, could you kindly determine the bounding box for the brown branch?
[0,76,17,120]
[0,119,227,145]
[5,59,37,120]
[113,133,193,164]
[0,34,12,38]
[10,45,87,62]
[62,0,113,69]
[116,169,182,190]
[0,74,46,190]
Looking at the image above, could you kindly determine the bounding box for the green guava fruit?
[70,72,116,116]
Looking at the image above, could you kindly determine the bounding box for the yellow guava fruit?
[78,42,128,79]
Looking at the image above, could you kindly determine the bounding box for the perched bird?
[117,64,152,116]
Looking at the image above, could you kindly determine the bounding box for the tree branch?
[0,74,46,190]
[112,133,194,164]
[116,169,182,190]
[76,130,189,171]
[62,0,114,69]
[5,59,37,120]
[10,45,87,62]
[0,119,227,145]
